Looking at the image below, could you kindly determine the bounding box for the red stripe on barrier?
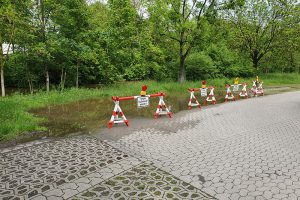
[112,92,165,101]
[112,96,135,101]
[150,92,165,97]
[188,88,200,92]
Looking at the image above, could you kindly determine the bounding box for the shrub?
[186,52,220,80]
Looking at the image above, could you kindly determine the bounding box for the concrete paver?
[1,91,300,199]
[103,91,300,199]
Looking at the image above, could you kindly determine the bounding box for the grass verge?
[0,73,299,142]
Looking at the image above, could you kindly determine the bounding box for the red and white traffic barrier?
[204,86,216,105]
[256,82,264,96]
[238,82,248,99]
[187,88,201,109]
[108,91,172,128]
[232,84,241,92]
[108,96,130,128]
[200,80,208,98]
[225,84,235,102]
[154,93,173,118]
[232,78,241,92]
[250,80,257,96]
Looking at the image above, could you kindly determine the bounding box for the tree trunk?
[60,68,66,91]
[178,55,186,83]
[251,49,262,74]
[178,39,186,83]
[0,43,5,97]
[252,57,259,71]
[28,78,33,94]
[60,68,63,88]
[1,65,5,97]
[252,53,260,75]
[63,70,66,90]
[60,68,64,91]
[46,70,49,92]
[76,64,79,89]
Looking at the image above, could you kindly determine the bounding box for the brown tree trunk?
[63,70,66,90]
[1,65,5,97]
[178,39,186,83]
[252,56,259,71]
[178,55,186,83]
[60,68,66,91]
[253,61,258,71]
[28,78,33,94]
[46,70,49,92]
[252,51,260,74]
[0,43,5,97]
[76,64,79,88]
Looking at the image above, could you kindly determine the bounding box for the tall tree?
[0,0,30,96]
[148,0,236,82]
[50,0,90,89]
[229,0,296,71]
[33,0,56,92]
[108,0,147,80]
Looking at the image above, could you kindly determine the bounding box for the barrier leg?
[154,96,172,118]
[108,101,129,128]
[188,91,201,109]
[212,96,216,105]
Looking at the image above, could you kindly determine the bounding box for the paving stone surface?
[73,162,213,200]
[102,91,300,200]
[1,91,300,200]
[0,136,142,199]
[0,136,212,199]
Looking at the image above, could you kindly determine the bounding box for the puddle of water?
[32,91,226,136]
[31,86,300,138]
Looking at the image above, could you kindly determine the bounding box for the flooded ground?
[31,85,300,138]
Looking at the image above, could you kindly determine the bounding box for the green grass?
[0,73,299,142]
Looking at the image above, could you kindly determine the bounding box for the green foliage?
[186,52,220,80]
[1,0,299,91]
[224,65,254,78]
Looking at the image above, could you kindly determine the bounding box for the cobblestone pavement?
[1,91,300,200]
[0,136,212,199]
[101,91,300,200]
[73,162,212,200]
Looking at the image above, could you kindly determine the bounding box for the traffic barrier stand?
[204,86,216,105]
[232,78,241,92]
[108,96,129,128]
[250,76,264,97]
[200,80,208,97]
[238,82,248,99]
[187,88,201,109]
[154,93,173,118]
[256,82,264,96]
[250,80,257,96]
[225,84,235,102]
[108,86,172,128]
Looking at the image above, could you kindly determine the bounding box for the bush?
[224,65,254,78]
[186,52,220,80]
[124,63,148,81]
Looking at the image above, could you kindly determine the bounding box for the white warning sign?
[200,88,207,97]
[137,97,149,108]
[233,84,239,92]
